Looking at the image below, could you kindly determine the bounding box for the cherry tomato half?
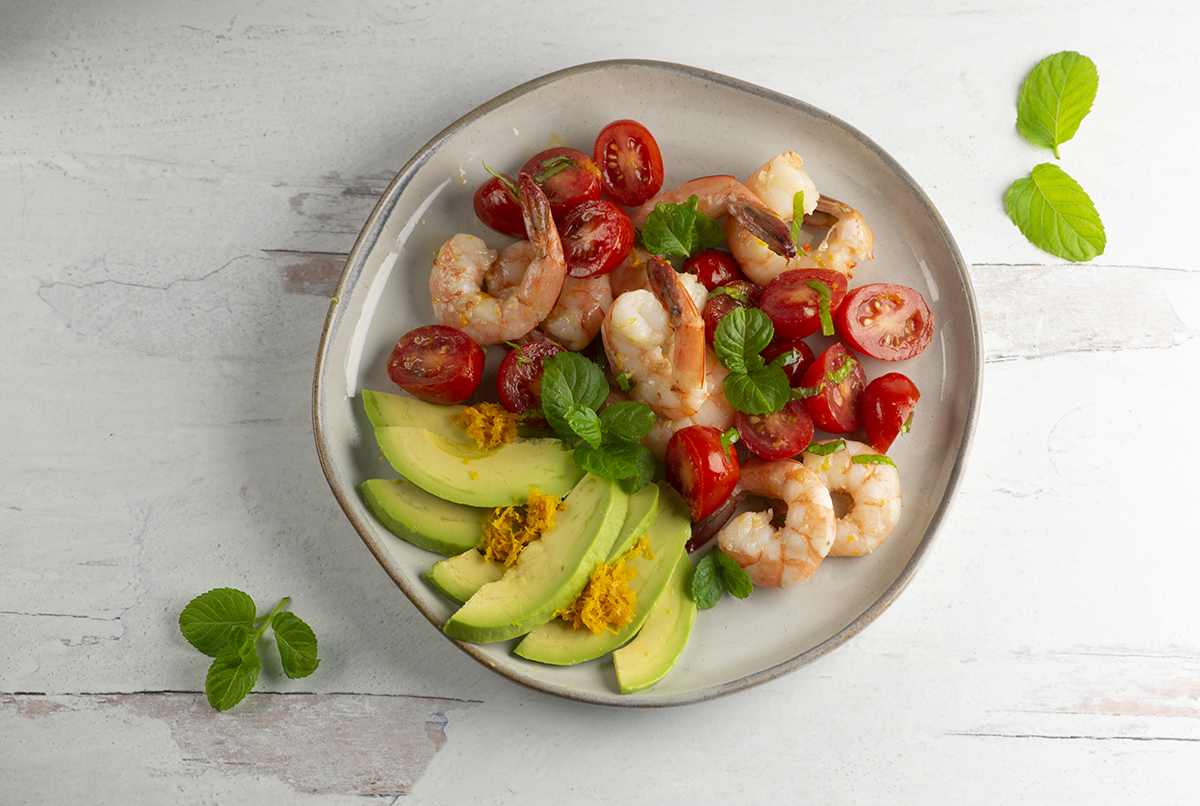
[495,339,566,428]
[520,147,602,224]
[593,119,665,207]
[761,336,815,387]
[759,268,848,340]
[835,283,934,361]
[683,250,748,291]
[799,342,866,434]
[735,400,815,461]
[862,372,921,453]
[665,425,740,522]
[472,173,525,238]
[560,199,635,278]
[701,281,761,348]
[386,325,484,404]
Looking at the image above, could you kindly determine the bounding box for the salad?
[364,117,934,691]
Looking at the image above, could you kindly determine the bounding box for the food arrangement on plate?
[356,116,937,695]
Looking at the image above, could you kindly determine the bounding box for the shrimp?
[631,175,796,260]
[802,440,901,557]
[725,152,874,286]
[486,255,612,351]
[716,459,835,588]
[602,255,711,420]
[430,173,566,346]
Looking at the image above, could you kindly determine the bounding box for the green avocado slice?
[374,426,584,508]
[442,473,628,644]
[359,477,487,555]
[606,483,660,562]
[361,389,469,438]
[612,551,697,694]
[512,483,691,666]
[424,549,504,604]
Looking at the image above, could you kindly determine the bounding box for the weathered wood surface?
[4,1,1199,803]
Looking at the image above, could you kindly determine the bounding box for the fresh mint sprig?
[179,588,319,711]
[712,307,790,415]
[640,195,726,258]
[540,352,656,491]
[691,549,753,609]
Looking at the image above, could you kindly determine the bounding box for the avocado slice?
[374,426,584,508]
[606,483,660,562]
[612,551,697,694]
[424,549,505,604]
[512,483,691,666]
[442,473,628,644]
[359,477,488,555]
[361,389,469,438]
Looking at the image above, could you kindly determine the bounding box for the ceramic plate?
[313,59,982,707]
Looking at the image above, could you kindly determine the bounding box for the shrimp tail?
[727,196,797,259]
[518,172,561,257]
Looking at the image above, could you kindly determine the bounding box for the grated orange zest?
[556,537,654,635]
[452,401,521,449]
[478,488,566,567]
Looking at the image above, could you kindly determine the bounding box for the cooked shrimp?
[640,365,735,460]
[540,274,613,350]
[430,173,565,346]
[802,440,901,557]
[724,152,874,286]
[717,459,835,588]
[602,256,711,420]
[631,175,796,260]
[608,247,652,296]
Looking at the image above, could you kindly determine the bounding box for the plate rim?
[312,58,984,707]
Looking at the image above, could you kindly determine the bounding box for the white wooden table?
[4,1,1198,802]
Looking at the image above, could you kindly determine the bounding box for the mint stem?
[252,596,291,640]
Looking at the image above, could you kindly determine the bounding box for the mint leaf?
[714,550,753,599]
[574,442,655,489]
[790,190,807,254]
[565,404,603,448]
[713,307,774,375]
[205,626,261,711]
[690,554,723,609]
[272,611,320,679]
[805,279,834,336]
[540,352,609,438]
[1006,163,1105,262]
[1017,51,1098,159]
[640,196,725,257]
[724,365,790,415]
[180,588,257,657]
[598,400,656,444]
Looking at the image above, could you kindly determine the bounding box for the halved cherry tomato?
[735,400,815,461]
[386,325,484,404]
[665,425,740,522]
[682,249,747,290]
[759,268,848,340]
[761,336,815,387]
[495,340,565,428]
[560,199,634,278]
[799,343,866,434]
[593,119,665,207]
[520,147,602,224]
[701,281,761,348]
[862,372,920,453]
[835,283,934,361]
[472,173,525,238]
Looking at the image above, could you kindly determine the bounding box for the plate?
[312,59,982,706]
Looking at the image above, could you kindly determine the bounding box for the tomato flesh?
[560,199,634,278]
[593,119,665,207]
[835,283,934,361]
[862,372,920,453]
[495,340,565,428]
[386,325,484,404]
[701,281,761,348]
[760,268,848,340]
[761,336,815,387]
[520,147,602,224]
[735,400,815,461]
[472,174,525,238]
[799,343,866,434]
[682,249,747,290]
[665,425,740,522]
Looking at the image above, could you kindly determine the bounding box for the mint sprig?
[640,196,726,258]
[712,307,790,415]
[1016,51,1098,159]
[691,549,753,609]
[180,588,320,711]
[540,352,656,490]
[1006,163,1105,262]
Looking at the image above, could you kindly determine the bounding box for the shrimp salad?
[371,117,934,677]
